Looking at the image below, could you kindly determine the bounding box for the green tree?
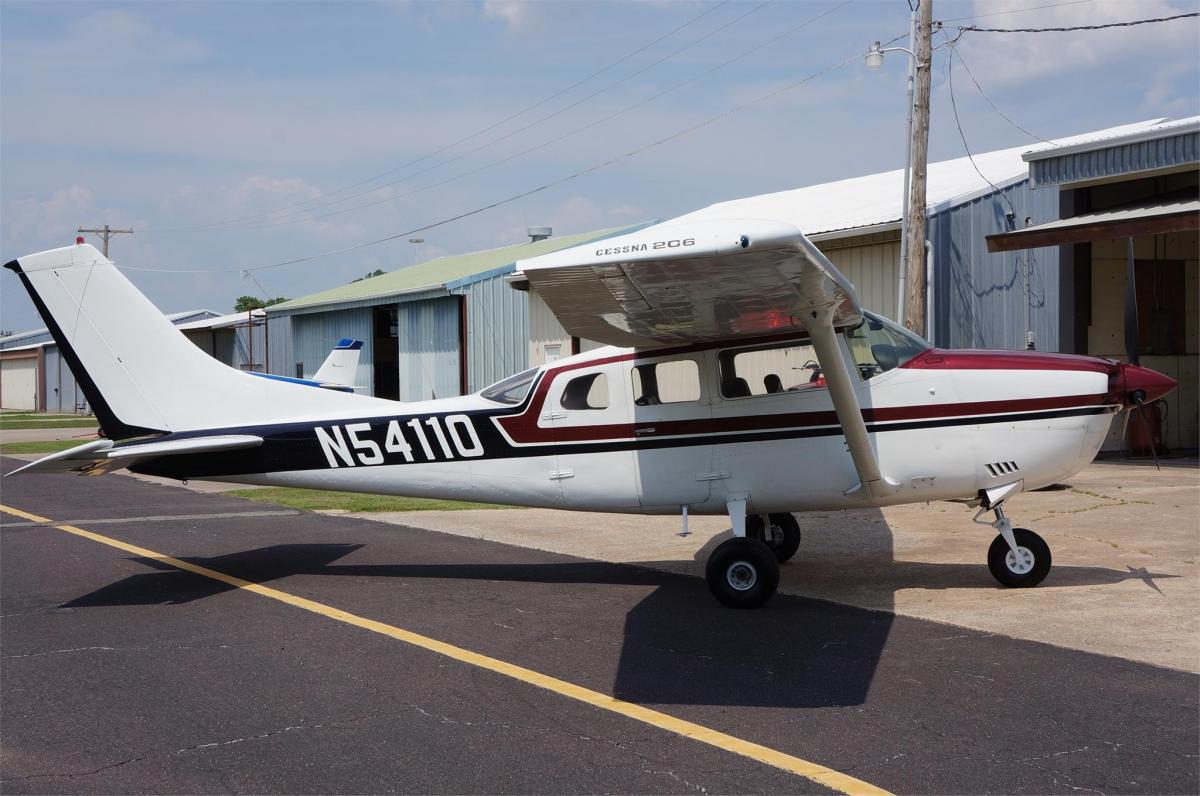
[352,269,386,282]
[233,295,288,312]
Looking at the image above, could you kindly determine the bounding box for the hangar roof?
[1,309,219,350]
[267,223,650,314]
[670,119,1167,240]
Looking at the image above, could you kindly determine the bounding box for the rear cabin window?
[718,341,822,398]
[632,359,701,405]
[561,372,609,410]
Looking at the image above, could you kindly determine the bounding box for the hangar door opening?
[373,305,400,401]
[397,297,462,402]
[0,357,38,410]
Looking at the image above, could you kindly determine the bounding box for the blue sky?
[3,0,1197,331]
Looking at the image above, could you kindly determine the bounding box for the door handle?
[634,427,656,435]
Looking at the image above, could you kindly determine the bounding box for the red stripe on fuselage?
[902,349,1117,373]
[495,344,1116,445]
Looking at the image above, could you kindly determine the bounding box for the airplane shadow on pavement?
[58,511,1176,710]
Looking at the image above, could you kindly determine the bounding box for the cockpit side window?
[717,340,823,398]
[844,311,931,380]
[561,372,609,410]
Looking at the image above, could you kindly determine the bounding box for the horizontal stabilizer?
[5,435,262,477]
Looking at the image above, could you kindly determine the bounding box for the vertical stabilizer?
[4,244,392,438]
[313,339,363,388]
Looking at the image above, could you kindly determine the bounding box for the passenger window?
[632,359,701,405]
[718,341,822,398]
[561,372,609,410]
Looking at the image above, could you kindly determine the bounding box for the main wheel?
[987,528,1052,588]
[706,537,780,608]
[746,513,802,563]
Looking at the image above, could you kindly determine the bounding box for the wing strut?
[807,311,900,501]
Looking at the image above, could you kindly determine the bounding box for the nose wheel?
[705,537,779,608]
[987,527,1051,587]
[975,496,1052,588]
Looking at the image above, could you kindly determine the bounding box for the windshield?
[844,311,931,380]
[480,368,538,405]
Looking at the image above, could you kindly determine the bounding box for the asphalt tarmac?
[2,458,1197,795]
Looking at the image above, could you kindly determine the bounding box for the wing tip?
[4,259,21,273]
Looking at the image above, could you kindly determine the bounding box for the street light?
[408,238,425,267]
[866,21,919,328]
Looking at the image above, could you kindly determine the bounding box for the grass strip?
[0,439,94,455]
[229,486,512,513]
[0,419,103,430]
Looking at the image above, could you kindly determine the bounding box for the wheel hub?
[1005,546,1035,575]
[726,561,758,592]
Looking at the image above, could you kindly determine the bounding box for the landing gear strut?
[746,513,801,563]
[976,500,1052,587]
[706,498,780,608]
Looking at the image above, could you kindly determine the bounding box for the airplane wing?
[511,219,862,348]
[514,218,897,500]
[5,435,263,477]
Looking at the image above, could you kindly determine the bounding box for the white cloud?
[953,0,1199,87]
[5,9,206,69]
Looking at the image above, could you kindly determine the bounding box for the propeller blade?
[1124,237,1139,366]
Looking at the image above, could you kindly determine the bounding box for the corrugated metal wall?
[929,179,1061,351]
[397,297,460,401]
[459,273,529,393]
[818,231,901,323]
[1030,130,1198,188]
[528,291,572,368]
[265,314,293,377]
[290,308,375,390]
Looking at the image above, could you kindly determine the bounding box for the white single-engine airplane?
[4,221,1176,607]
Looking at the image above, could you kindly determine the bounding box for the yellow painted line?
[0,503,891,796]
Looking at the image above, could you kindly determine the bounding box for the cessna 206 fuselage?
[4,223,1176,607]
[126,320,1147,518]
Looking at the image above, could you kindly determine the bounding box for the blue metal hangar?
[264,224,652,402]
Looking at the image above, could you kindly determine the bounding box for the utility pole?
[903,0,933,334]
[77,224,133,258]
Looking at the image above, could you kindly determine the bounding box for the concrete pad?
[351,460,1200,673]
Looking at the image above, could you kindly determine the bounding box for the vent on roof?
[985,461,1020,477]
[528,226,552,242]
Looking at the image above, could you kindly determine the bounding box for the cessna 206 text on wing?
[4,220,1176,607]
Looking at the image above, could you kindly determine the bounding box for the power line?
[116,41,868,276]
[942,38,1057,147]
[157,1,732,232]
[176,0,777,235]
[958,11,1198,34]
[189,1,851,235]
[939,0,1094,23]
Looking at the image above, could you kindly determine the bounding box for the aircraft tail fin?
[313,339,363,388]
[4,244,387,439]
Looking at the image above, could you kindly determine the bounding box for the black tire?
[746,513,802,563]
[987,528,1052,588]
[706,537,780,608]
